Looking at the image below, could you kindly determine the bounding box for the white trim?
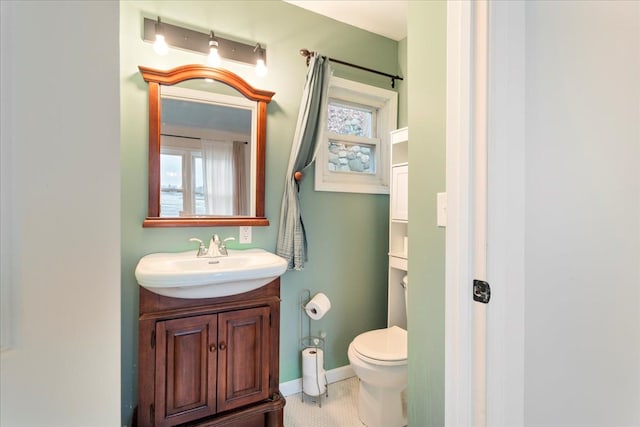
[447,2,527,427]
[445,1,474,425]
[472,2,489,427]
[161,85,256,110]
[445,1,490,426]
[280,365,355,397]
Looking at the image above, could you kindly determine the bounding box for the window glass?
[327,102,374,137]
[327,139,376,175]
[325,100,378,176]
[161,153,183,216]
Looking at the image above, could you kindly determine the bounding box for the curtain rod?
[299,48,403,88]
[161,133,248,144]
[162,133,200,140]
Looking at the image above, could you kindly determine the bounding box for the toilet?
[348,276,408,427]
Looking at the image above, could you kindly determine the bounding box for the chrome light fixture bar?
[143,17,267,68]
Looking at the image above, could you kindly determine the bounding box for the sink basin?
[135,248,288,299]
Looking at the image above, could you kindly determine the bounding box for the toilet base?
[357,379,407,427]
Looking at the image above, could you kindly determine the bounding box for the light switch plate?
[437,192,447,227]
[239,226,252,244]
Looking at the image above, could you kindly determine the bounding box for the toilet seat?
[352,325,407,366]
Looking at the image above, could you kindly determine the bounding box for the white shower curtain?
[201,139,234,215]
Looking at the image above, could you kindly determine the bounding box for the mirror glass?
[160,83,256,217]
[139,65,275,227]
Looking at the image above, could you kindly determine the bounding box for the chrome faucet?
[208,235,225,257]
[190,235,235,258]
[189,238,208,256]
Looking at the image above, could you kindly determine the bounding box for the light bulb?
[208,46,221,67]
[153,34,169,55]
[255,58,267,77]
[207,32,221,67]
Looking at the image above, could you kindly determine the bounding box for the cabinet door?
[391,165,409,221]
[217,306,270,412]
[155,315,217,426]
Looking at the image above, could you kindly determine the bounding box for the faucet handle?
[189,238,207,256]
[220,237,235,248]
[217,237,235,256]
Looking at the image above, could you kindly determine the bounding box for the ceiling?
[284,0,408,41]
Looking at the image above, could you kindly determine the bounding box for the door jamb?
[444,1,489,426]
[445,2,526,427]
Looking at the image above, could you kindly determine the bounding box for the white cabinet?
[391,165,408,221]
[388,128,408,329]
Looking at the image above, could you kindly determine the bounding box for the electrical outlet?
[239,226,252,244]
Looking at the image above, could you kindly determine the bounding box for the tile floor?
[284,377,364,427]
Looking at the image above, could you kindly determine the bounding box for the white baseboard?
[280,365,355,397]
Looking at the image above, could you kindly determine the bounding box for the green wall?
[120,1,401,424]
[407,2,447,426]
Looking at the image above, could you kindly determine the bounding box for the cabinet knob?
[209,344,217,352]
[218,342,226,351]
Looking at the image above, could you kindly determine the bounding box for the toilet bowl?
[348,325,407,427]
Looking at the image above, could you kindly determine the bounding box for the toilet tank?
[387,268,408,329]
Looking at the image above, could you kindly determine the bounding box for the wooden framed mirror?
[139,64,275,227]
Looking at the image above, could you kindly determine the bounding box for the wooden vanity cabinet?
[137,279,284,427]
[155,314,217,424]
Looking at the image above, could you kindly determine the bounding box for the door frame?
[445,1,526,426]
[444,1,486,425]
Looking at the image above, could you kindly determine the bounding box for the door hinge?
[473,280,491,304]
[151,330,156,349]
[150,403,155,421]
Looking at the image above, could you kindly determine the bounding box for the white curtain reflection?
[233,141,248,215]
[201,139,234,215]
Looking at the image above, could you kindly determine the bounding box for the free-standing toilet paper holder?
[299,289,329,407]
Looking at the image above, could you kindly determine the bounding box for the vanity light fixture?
[153,17,169,56]
[254,44,268,77]
[207,31,221,67]
[143,17,267,75]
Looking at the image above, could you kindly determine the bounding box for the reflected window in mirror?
[159,85,256,217]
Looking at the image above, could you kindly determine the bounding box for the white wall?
[0,2,121,426]
[523,2,639,426]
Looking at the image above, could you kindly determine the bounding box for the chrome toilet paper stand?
[299,289,329,407]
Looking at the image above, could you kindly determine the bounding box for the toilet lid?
[353,326,407,362]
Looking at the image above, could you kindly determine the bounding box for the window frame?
[160,144,204,216]
[315,76,398,194]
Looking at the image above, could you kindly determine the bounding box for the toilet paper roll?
[302,348,326,396]
[304,292,331,320]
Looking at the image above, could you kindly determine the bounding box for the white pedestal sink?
[135,248,288,299]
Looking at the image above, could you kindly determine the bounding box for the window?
[315,76,398,194]
[160,146,206,216]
